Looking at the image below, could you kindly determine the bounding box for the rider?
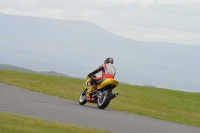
[87,57,116,97]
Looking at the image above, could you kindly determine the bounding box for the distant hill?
[0,13,200,92]
[0,64,34,72]
[0,64,69,77]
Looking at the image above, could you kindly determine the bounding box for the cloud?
[146,2,200,15]
[107,24,200,44]
[0,0,39,9]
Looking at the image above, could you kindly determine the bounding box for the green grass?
[0,70,200,127]
[0,112,113,133]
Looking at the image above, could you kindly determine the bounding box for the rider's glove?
[88,73,92,78]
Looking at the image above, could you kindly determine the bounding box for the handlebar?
[86,74,96,79]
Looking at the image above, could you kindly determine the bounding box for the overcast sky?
[1,0,200,45]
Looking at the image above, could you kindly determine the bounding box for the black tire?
[97,89,112,109]
[79,88,87,105]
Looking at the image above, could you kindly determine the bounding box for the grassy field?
[0,70,200,127]
[0,112,113,133]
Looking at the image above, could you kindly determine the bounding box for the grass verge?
[0,70,200,127]
[0,112,113,133]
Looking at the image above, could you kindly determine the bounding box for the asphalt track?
[0,83,200,133]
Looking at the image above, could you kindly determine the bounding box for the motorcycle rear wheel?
[97,89,112,109]
[79,88,87,105]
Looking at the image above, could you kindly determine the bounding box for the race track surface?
[0,83,200,133]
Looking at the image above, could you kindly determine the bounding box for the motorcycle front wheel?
[97,89,112,109]
[79,88,87,105]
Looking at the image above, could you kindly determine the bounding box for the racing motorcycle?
[79,75,119,109]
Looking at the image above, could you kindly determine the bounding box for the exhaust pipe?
[111,92,118,100]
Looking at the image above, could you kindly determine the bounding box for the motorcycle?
[79,75,119,109]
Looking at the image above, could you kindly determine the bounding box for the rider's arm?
[90,65,104,75]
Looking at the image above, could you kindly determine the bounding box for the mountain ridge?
[0,64,69,77]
